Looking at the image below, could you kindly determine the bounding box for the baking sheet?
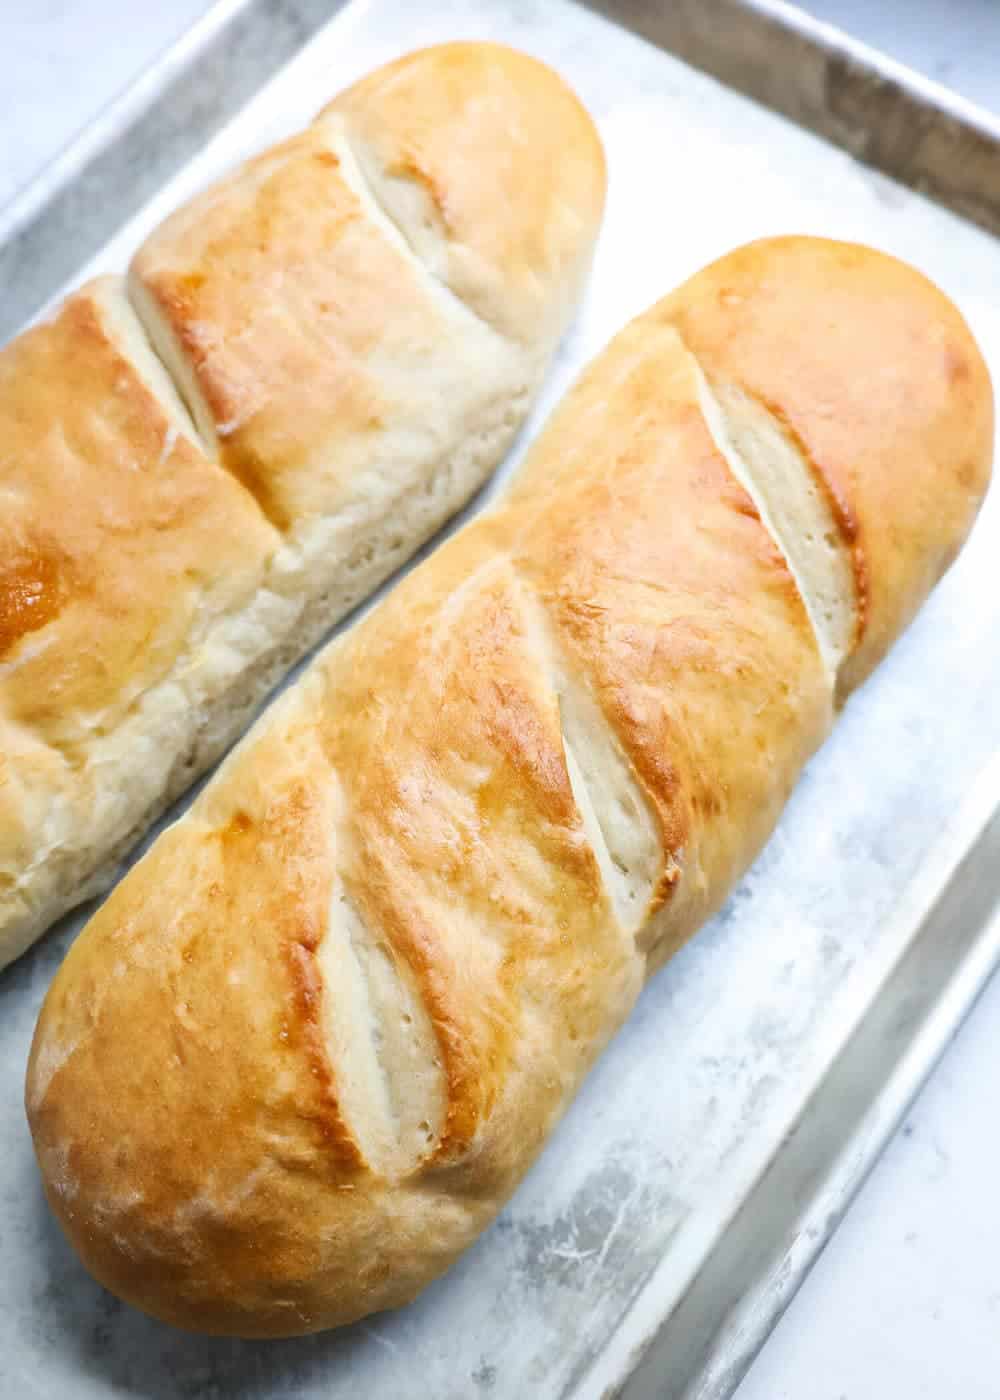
[2,1,1000,1397]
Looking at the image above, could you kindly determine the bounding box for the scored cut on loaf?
[27,237,993,1337]
[0,42,607,971]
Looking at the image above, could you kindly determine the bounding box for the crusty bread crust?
[0,43,606,970]
[27,239,993,1336]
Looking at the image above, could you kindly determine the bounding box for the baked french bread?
[0,42,605,970]
[26,238,993,1337]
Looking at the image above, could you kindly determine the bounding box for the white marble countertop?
[1,3,998,1396]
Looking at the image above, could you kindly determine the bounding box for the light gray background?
[1,3,998,1396]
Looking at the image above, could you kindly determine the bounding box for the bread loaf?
[0,42,605,969]
[26,238,993,1337]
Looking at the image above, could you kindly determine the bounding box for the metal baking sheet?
[2,2,999,1397]
[5,0,1000,344]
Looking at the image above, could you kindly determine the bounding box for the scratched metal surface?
[1,2,999,1397]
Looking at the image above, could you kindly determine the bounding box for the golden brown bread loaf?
[26,237,993,1337]
[0,42,605,970]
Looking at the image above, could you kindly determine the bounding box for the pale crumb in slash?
[158,423,179,466]
[216,414,246,438]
